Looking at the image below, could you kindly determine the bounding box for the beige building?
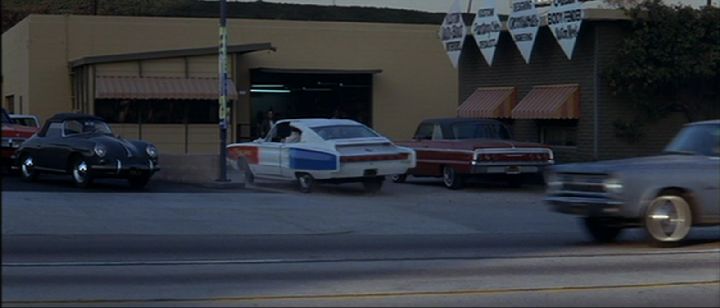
[2,14,457,154]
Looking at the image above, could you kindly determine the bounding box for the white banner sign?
[547,0,584,60]
[439,0,467,69]
[471,0,502,66]
[507,0,540,64]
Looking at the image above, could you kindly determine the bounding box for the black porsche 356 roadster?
[15,113,159,188]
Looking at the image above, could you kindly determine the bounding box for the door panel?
[256,142,282,176]
[697,158,720,220]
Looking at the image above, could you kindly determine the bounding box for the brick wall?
[458,21,690,163]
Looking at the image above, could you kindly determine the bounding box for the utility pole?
[217,0,229,182]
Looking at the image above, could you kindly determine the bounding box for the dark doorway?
[248,68,375,139]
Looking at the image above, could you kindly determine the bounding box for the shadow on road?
[1,173,262,194]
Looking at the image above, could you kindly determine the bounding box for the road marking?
[3,248,719,267]
[3,280,719,305]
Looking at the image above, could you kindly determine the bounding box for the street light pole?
[217,0,229,182]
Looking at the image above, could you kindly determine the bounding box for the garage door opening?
[249,68,379,139]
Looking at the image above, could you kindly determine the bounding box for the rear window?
[311,125,379,140]
[451,122,511,140]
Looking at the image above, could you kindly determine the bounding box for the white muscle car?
[227,119,416,193]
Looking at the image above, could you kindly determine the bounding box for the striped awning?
[95,76,238,100]
[457,87,517,118]
[511,84,580,119]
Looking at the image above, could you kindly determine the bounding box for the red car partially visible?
[1,108,38,172]
[394,118,554,189]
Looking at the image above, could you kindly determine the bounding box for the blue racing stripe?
[289,148,337,170]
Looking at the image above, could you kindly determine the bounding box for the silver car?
[545,120,720,245]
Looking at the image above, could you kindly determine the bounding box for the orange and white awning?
[511,84,580,119]
[457,87,517,119]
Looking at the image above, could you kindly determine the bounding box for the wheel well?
[656,187,701,223]
[66,153,83,172]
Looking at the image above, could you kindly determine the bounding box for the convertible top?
[47,113,105,122]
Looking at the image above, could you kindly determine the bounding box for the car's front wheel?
[644,193,693,246]
[442,166,464,190]
[245,169,255,184]
[582,217,623,243]
[20,154,39,182]
[71,158,93,188]
[296,173,314,193]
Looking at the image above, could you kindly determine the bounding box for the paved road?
[3,174,719,306]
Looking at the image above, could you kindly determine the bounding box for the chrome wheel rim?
[299,175,311,189]
[21,156,34,178]
[443,167,454,187]
[646,196,692,242]
[73,161,89,184]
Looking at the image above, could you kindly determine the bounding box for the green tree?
[605,0,720,128]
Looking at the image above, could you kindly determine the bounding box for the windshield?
[664,124,720,157]
[311,125,379,140]
[64,119,114,136]
[451,122,511,140]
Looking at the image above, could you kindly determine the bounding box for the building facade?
[457,9,691,162]
[2,14,458,154]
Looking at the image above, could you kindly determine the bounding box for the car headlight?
[94,144,107,157]
[603,178,623,194]
[146,145,158,158]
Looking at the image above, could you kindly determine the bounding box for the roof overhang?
[70,42,276,68]
[95,76,239,100]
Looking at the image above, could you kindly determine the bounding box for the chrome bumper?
[90,159,159,176]
[545,196,624,216]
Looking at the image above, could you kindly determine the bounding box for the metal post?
[217,0,229,182]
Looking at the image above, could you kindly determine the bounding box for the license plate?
[129,169,142,176]
[506,166,521,174]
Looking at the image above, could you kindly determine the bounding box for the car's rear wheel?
[390,174,407,183]
[582,217,623,243]
[363,177,384,193]
[442,166,464,190]
[20,154,39,182]
[71,158,93,188]
[128,174,151,189]
[644,193,692,246]
[296,173,314,193]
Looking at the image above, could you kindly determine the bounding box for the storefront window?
[539,120,578,147]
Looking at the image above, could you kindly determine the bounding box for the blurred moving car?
[9,114,40,128]
[1,108,38,173]
[15,113,160,188]
[545,120,720,245]
[394,118,554,189]
[227,118,416,193]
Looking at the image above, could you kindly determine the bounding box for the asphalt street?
[2,174,719,306]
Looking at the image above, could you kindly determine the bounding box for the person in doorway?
[259,109,275,137]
